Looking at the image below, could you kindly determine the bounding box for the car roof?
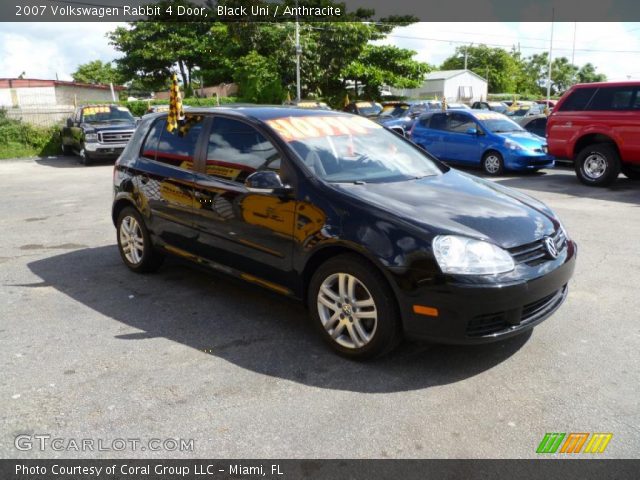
[520,114,548,124]
[79,103,120,108]
[143,106,355,122]
[573,80,640,88]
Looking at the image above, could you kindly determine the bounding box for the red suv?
[547,81,640,186]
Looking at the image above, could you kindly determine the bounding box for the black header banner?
[2,0,640,22]
[1,459,640,480]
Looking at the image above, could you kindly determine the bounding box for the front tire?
[308,254,402,359]
[481,151,504,176]
[575,143,620,186]
[78,144,92,165]
[116,207,164,273]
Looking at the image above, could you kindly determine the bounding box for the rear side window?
[588,87,636,110]
[558,87,597,111]
[145,115,205,169]
[206,117,281,183]
[429,113,447,130]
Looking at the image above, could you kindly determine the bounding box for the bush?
[119,97,243,117]
[0,109,60,158]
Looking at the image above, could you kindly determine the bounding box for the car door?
[190,115,297,286]
[134,114,205,252]
[70,107,83,150]
[527,118,547,137]
[413,113,448,159]
[443,112,484,165]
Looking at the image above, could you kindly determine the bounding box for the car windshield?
[266,115,443,183]
[356,103,382,116]
[506,108,529,117]
[380,105,409,117]
[480,116,525,133]
[82,106,134,123]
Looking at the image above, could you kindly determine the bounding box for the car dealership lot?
[1,157,639,458]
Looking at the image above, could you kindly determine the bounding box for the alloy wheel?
[317,273,378,349]
[484,155,501,174]
[119,216,145,265]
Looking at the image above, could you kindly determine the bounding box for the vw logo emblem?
[543,236,559,259]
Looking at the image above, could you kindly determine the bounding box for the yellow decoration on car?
[167,73,184,133]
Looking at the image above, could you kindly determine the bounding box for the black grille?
[508,228,567,266]
[98,130,134,144]
[465,285,568,338]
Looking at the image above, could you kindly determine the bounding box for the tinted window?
[147,115,204,169]
[558,87,597,111]
[429,113,447,130]
[141,118,163,160]
[588,87,636,110]
[446,113,475,133]
[206,117,281,183]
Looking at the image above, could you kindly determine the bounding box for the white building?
[391,69,488,104]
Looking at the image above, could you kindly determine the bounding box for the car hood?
[496,130,546,148]
[81,122,135,131]
[332,169,557,248]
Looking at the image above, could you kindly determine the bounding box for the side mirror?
[245,171,293,197]
[66,118,73,127]
[134,117,141,126]
[466,127,478,135]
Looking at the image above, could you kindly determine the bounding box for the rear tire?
[574,143,620,186]
[116,207,164,273]
[621,163,640,180]
[481,151,504,176]
[61,142,73,155]
[308,254,402,359]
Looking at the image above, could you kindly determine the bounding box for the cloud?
[0,22,124,80]
[375,22,640,80]
[1,21,639,82]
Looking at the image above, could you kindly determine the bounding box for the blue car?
[409,110,554,175]
[377,100,444,136]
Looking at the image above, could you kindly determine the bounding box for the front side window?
[206,117,281,183]
[446,113,475,133]
[266,114,443,183]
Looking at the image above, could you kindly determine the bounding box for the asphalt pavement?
[1,156,638,458]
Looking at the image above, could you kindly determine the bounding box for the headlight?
[432,235,515,275]
[505,139,524,151]
[84,133,98,142]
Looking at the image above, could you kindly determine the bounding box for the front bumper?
[84,142,127,158]
[398,241,576,344]
[504,150,555,170]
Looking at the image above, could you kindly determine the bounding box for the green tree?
[108,0,217,93]
[577,63,607,84]
[342,45,430,99]
[72,60,121,85]
[440,45,521,93]
[233,51,284,103]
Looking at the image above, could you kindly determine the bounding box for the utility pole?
[546,8,555,103]
[295,0,301,102]
[571,22,577,65]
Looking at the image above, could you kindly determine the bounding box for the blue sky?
[1,22,639,82]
